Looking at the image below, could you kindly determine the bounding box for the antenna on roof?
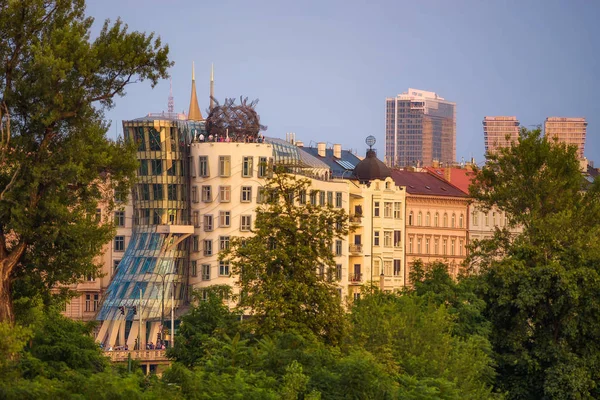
[168,78,174,113]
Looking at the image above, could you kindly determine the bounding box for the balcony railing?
[104,349,168,363]
[349,244,363,253]
[350,273,362,283]
[349,214,363,223]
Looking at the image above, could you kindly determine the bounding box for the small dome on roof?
[353,149,391,181]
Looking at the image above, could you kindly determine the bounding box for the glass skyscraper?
[385,89,456,168]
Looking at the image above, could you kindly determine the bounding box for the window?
[373,259,380,276]
[201,185,212,202]
[327,191,333,206]
[242,156,253,177]
[149,127,161,151]
[417,212,422,226]
[492,212,496,226]
[241,215,252,231]
[393,260,401,276]
[191,261,198,277]
[219,236,230,251]
[384,231,392,247]
[425,212,431,226]
[219,211,231,227]
[134,127,146,151]
[409,237,413,253]
[141,184,150,201]
[192,211,200,227]
[299,190,307,204]
[219,261,230,276]
[374,202,380,217]
[319,191,325,206]
[113,260,120,273]
[417,238,422,253]
[485,212,490,226]
[335,240,343,256]
[384,202,392,218]
[394,202,402,219]
[459,240,464,256]
[394,230,401,247]
[434,212,439,227]
[257,187,265,204]
[384,260,392,276]
[151,159,162,175]
[191,186,198,203]
[472,211,479,226]
[203,215,213,232]
[202,264,210,280]
[167,184,178,201]
[443,239,447,255]
[152,184,163,200]
[408,211,413,225]
[241,186,252,202]
[192,235,199,252]
[203,240,212,256]
[114,211,125,227]
[374,231,380,246]
[85,294,91,312]
[425,238,430,254]
[114,236,125,252]
[434,239,439,254]
[443,213,448,227]
[167,160,177,176]
[335,264,342,281]
[199,156,209,177]
[218,156,231,177]
[219,186,231,202]
[451,214,456,228]
[258,157,268,178]
[310,191,317,205]
[451,239,456,255]
[459,214,464,228]
[335,192,343,208]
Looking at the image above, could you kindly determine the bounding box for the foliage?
[0,0,172,322]
[222,169,349,344]
[469,128,600,398]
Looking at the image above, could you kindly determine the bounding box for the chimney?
[333,144,342,159]
[317,142,326,157]
[296,141,304,147]
[444,167,451,183]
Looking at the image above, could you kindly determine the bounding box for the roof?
[391,169,468,197]
[353,149,391,181]
[300,146,362,178]
[265,137,330,169]
[424,167,475,194]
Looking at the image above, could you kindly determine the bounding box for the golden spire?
[188,62,203,121]
[210,63,215,111]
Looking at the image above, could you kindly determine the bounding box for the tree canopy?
[0,0,172,322]
[221,169,349,344]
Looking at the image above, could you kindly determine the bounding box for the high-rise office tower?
[483,116,520,156]
[544,117,587,159]
[385,88,456,168]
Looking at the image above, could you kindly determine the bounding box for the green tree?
[222,169,349,344]
[469,128,600,398]
[0,0,172,322]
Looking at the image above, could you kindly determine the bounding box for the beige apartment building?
[544,117,587,159]
[483,116,520,156]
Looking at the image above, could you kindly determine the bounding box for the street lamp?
[148,270,177,347]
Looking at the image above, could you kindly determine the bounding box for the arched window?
[451,214,456,228]
[443,213,448,227]
[426,212,431,226]
[417,212,422,226]
[472,211,479,226]
[459,214,464,228]
[408,211,413,226]
[434,212,439,227]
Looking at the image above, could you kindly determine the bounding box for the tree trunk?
[0,243,27,324]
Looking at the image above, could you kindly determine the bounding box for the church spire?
[210,63,215,111]
[188,62,203,121]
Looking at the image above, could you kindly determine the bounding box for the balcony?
[349,273,362,283]
[349,244,363,254]
[349,214,363,224]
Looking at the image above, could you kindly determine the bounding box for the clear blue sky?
[86,0,600,165]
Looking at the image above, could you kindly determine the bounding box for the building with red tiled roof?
[391,170,469,280]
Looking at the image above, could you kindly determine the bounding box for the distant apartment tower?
[483,116,520,156]
[385,88,456,168]
[544,117,587,159]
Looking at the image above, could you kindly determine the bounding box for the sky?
[86,0,600,165]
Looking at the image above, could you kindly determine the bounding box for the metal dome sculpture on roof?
[205,96,267,141]
[353,136,392,182]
